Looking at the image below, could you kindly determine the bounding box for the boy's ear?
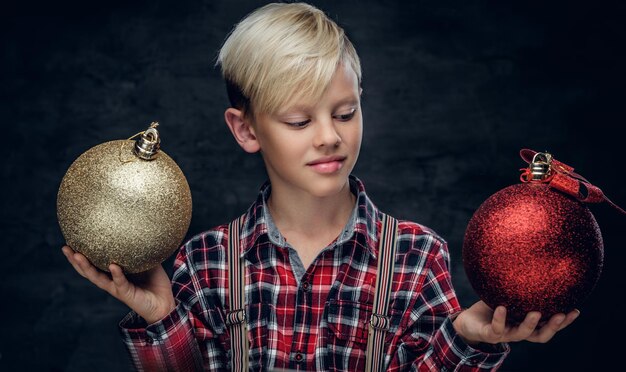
[224,108,261,153]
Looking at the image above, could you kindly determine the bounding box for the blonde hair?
[217,2,361,117]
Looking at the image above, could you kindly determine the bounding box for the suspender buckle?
[225,309,247,326]
[369,313,390,331]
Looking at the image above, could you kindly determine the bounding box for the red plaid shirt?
[119,176,509,371]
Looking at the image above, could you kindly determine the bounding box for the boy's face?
[251,63,362,199]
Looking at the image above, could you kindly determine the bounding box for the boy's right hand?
[62,245,176,324]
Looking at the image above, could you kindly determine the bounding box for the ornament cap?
[529,151,553,182]
[134,122,161,160]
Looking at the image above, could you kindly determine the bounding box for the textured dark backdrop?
[2,0,625,371]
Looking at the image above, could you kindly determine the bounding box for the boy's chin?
[303,177,351,199]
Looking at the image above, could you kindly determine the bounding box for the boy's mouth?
[307,155,347,173]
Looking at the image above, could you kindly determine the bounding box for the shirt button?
[301,281,310,291]
[294,353,303,362]
[146,336,154,344]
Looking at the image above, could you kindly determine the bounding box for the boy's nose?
[313,118,342,148]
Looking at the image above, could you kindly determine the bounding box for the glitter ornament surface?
[57,139,192,273]
[463,183,604,323]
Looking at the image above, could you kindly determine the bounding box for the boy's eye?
[334,108,357,121]
[285,119,311,128]
[284,108,357,127]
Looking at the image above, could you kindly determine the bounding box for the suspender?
[225,213,398,372]
[226,216,249,372]
[365,213,399,372]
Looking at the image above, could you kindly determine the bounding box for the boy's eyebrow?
[332,96,360,108]
[279,96,360,116]
[279,104,315,115]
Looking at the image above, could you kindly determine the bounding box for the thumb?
[109,264,135,302]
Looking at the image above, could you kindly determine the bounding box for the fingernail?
[532,313,541,322]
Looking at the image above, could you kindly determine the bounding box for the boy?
[62,2,579,371]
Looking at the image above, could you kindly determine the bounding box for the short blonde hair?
[217,2,361,117]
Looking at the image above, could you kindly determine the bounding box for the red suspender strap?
[365,213,399,372]
[226,216,249,372]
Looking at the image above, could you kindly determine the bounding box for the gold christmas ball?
[57,124,192,273]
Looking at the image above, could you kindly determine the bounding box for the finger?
[510,311,541,341]
[72,253,116,292]
[109,264,134,300]
[62,247,88,277]
[526,313,566,343]
[557,309,580,331]
[491,306,507,337]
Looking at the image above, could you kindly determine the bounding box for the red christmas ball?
[462,183,604,323]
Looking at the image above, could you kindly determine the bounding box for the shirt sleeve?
[118,237,228,371]
[118,303,204,372]
[390,236,510,372]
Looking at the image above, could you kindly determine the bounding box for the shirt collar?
[238,174,381,259]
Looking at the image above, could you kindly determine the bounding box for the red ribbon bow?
[519,148,625,215]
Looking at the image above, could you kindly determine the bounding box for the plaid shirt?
[119,175,509,371]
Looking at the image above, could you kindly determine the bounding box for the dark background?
[2,0,625,371]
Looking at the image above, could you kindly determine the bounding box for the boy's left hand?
[452,300,580,345]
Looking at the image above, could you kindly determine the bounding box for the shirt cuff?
[431,312,510,370]
[119,302,190,346]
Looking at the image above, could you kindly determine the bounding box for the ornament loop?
[119,141,137,163]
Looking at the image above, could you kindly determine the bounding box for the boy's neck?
[266,180,356,238]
